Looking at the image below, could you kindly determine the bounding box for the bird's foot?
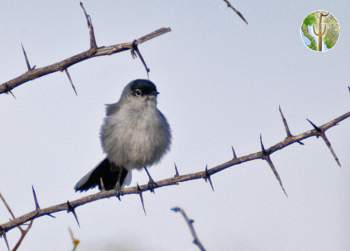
[99,178,106,191]
[114,183,122,200]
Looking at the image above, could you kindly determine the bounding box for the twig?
[222,0,248,24]
[11,221,33,251]
[64,69,78,96]
[171,207,206,251]
[0,109,348,233]
[1,231,10,251]
[0,194,17,221]
[0,193,34,251]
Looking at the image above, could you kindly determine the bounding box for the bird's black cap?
[130,79,159,96]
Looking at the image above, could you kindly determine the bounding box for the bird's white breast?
[100,99,171,170]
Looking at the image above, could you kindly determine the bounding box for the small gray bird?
[75,79,171,192]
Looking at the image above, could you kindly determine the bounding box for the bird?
[74,79,171,192]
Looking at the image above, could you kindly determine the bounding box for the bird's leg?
[143,166,158,192]
[114,169,123,195]
[99,178,106,191]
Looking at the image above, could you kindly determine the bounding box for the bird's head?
[122,79,159,106]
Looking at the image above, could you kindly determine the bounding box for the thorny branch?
[172,207,206,251]
[0,0,247,97]
[0,107,349,235]
[0,2,171,96]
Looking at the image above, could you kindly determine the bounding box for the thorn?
[67,201,80,228]
[31,185,40,211]
[231,146,237,159]
[320,133,342,167]
[306,119,341,167]
[64,69,78,96]
[137,184,146,215]
[46,213,56,219]
[4,83,16,99]
[143,167,158,193]
[131,40,151,76]
[259,134,268,155]
[79,2,97,49]
[174,163,180,177]
[7,90,16,99]
[278,106,292,137]
[265,155,288,197]
[21,43,34,71]
[297,140,305,145]
[306,118,322,135]
[203,165,215,191]
[259,135,288,197]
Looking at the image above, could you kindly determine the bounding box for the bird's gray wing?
[105,102,120,116]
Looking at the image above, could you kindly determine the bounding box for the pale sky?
[0,1,349,251]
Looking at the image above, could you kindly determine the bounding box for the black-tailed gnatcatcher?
[74,79,171,192]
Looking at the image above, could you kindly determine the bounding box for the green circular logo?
[301,10,340,52]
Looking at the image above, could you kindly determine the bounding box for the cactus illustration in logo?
[301,10,340,52]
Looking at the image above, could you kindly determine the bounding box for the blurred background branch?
[172,207,206,251]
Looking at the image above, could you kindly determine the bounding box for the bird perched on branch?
[74,79,171,192]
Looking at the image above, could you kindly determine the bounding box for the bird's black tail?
[74,158,128,192]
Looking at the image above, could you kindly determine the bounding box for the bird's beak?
[152,91,160,96]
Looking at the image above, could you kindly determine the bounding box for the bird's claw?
[147,179,158,192]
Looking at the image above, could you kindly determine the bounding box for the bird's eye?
[135,89,142,96]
